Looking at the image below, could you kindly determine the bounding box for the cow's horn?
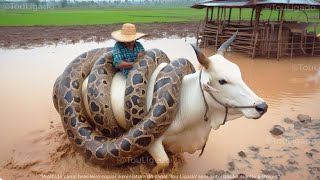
[191,44,209,69]
[217,30,239,56]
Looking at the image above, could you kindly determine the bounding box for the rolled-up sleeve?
[113,43,123,68]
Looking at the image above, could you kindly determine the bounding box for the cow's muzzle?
[255,102,268,115]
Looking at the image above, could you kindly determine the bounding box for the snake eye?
[218,79,228,85]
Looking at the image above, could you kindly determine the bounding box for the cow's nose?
[255,102,268,115]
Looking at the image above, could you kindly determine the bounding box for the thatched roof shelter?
[192,0,320,9]
[191,0,320,59]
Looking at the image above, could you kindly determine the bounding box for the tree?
[60,0,67,8]
[27,0,40,6]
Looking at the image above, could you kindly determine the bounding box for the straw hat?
[111,23,147,42]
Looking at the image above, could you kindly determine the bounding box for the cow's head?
[192,31,268,129]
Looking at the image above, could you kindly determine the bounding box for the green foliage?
[60,0,68,8]
[27,0,40,6]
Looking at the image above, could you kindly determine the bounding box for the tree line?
[0,0,198,9]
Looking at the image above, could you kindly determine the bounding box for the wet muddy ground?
[0,22,198,49]
[0,37,320,180]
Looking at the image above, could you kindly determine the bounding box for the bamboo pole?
[254,7,261,29]
[228,8,232,25]
[210,7,214,21]
[196,20,201,46]
[251,8,255,27]
[252,6,261,58]
[217,7,220,23]
[277,9,285,60]
[224,7,227,22]
[239,8,242,24]
[205,7,209,23]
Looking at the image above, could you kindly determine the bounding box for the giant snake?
[53,47,195,165]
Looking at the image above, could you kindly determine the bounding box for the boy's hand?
[138,52,145,58]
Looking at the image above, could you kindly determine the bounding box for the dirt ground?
[0,22,198,49]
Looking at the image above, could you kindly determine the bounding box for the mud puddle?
[0,38,320,179]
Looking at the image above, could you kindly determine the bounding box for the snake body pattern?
[53,47,195,165]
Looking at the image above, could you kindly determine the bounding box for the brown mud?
[0,38,319,180]
[0,123,184,180]
[0,22,198,49]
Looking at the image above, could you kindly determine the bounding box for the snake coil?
[53,47,195,165]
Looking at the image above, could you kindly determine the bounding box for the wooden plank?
[232,44,256,50]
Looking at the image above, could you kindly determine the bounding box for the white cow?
[83,32,268,173]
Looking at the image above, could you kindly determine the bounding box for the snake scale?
[53,47,195,165]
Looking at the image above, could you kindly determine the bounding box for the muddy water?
[0,38,319,179]
[182,50,320,178]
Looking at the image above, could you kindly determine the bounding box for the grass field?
[0,6,319,33]
[0,7,205,26]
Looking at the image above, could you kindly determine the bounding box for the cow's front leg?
[148,138,169,173]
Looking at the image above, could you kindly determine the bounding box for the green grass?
[0,7,205,26]
[0,7,319,33]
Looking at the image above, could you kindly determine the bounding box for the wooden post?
[219,7,223,24]
[251,8,255,27]
[312,24,316,56]
[268,9,273,24]
[277,9,285,60]
[252,31,259,58]
[205,8,209,23]
[254,7,261,29]
[239,8,242,24]
[217,7,220,23]
[210,7,214,21]
[228,8,232,25]
[252,6,261,58]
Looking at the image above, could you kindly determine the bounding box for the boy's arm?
[117,61,134,69]
[137,42,145,57]
[113,43,133,69]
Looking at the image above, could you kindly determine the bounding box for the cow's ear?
[200,70,218,93]
[202,83,219,93]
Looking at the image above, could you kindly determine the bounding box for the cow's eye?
[218,79,228,85]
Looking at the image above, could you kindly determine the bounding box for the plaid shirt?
[113,41,145,78]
